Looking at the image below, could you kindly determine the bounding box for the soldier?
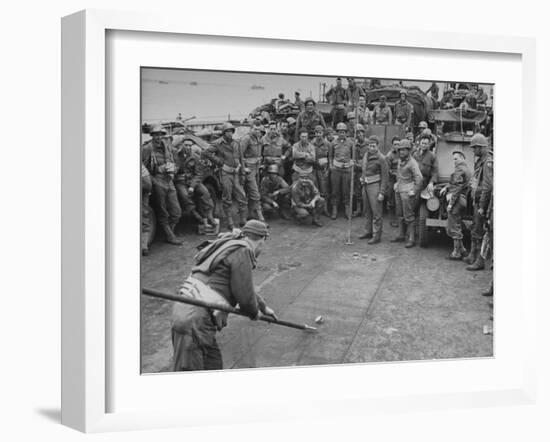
[426,82,440,101]
[412,134,439,195]
[359,135,389,244]
[286,117,297,145]
[295,98,326,140]
[440,90,454,109]
[464,133,493,271]
[385,136,401,227]
[326,77,347,128]
[171,220,277,371]
[294,91,304,111]
[290,174,324,227]
[352,124,369,217]
[173,140,216,227]
[355,95,372,127]
[372,95,393,125]
[390,139,423,248]
[260,164,291,220]
[289,128,316,182]
[261,120,291,177]
[141,163,152,256]
[394,90,414,128]
[204,122,248,230]
[311,125,331,216]
[240,125,265,222]
[329,122,355,219]
[325,127,336,144]
[141,125,183,246]
[346,77,364,107]
[440,149,472,259]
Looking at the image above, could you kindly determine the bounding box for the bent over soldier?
[204,123,248,230]
[441,149,472,260]
[141,125,182,246]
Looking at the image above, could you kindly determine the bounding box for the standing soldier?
[441,149,472,259]
[261,121,291,177]
[359,135,389,244]
[329,122,355,219]
[173,141,216,227]
[352,124,369,217]
[204,122,248,230]
[289,128,316,182]
[240,125,265,222]
[413,134,439,195]
[326,77,347,128]
[141,163,152,256]
[294,91,304,111]
[260,164,291,220]
[464,133,493,271]
[141,125,183,246]
[290,175,324,227]
[346,77,364,107]
[355,95,372,127]
[311,125,331,216]
[325,127,336,144]
[372,95,393,125]
[390,139,423,248]
[385,136,401,227]
[394,90,414,128]
[295,98,326,140]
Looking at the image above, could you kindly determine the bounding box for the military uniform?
[394,100,414,126]
[372,104,392,125]
[173,148,215,224]
[326,85,347,128]
[311,135,331,201]
[204,136,248,228]
[295,109,326,140]
[141,164,152,254]
[413,148,439,189]
[385,148,400,217]
[353,138,369,216]
[290,140,316,182]
[355,106,372,127]
[240,132,264,220]
[142,138,182,239]
[290,177,324,226]
[445,159,472,240]
[329,136,354,216]
[260,132,290,176]
[360,149,389,241]
[260,173,291,217]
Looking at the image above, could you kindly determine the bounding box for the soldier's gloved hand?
[377,193,384,202]
[426,182,435,193]
[213,310,228,331]
[260,305,278,322]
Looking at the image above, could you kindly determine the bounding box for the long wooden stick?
[142,288,317,331]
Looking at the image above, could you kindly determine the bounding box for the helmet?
[150,124,166,135]
[398,139,412,150]
[314,125,325,133]
[221,122,236,133]
[242,220,269,238]
[399,89,407,96]
[368,135,379,144]
[347,111,356,119]
[356,124,365,133]
[418,121,428,129]
[336,122,347,131]
[304,98,316,106]
[267,164,279,174]
[469,133,489,148]
[286,117,296,125]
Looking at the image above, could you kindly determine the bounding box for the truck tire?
[418,202,429,248]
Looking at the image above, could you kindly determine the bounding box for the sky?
[141,68,490,124]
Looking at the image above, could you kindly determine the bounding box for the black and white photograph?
[140,68,494,373]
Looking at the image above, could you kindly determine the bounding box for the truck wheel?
[418,203,429,248]
[205,182,222,219]
[146,206,156,247]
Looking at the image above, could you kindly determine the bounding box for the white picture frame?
[61,9,537,433]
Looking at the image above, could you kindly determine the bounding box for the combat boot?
[481,282,493,297]
[352,203,362,217]
[463,239,479,265]
[344,204,351,219]
[238,210,248,228]
[448,239,464,260]
[256,208,265,222]
[367,230,381,245]
[359,231,373,240]
[323,201,330,217]
[404,222,415,248]
[163,225,183,246]
[205,208,217,226]
[312,213,323,227]
[390,221,406,242]
[331,205,338,220]
[466,255,485,271]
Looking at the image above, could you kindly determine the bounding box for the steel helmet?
[399,89,407,96]
[398,139,412,150]
[221,122,236,133]
[286,117,296,125]
[304,98,316,106]
[356,124,365,133]
[336,122,348,131]
[314,125,325,132]
[418,121,428,129]
[469,133,489,148]
[266,164,279,174]
[347,111,356,119]
[150,124,166,135]
[368,135,379,144]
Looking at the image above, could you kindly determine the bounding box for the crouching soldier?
[441,149,472,259]
[141,125,182,245]
[171,220,277,371]
[173,140,216,227]
[290,174,324,227]
[359,135,389,244]
[260,164,291,219]
[390,139,423,248]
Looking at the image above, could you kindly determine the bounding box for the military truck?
[416,108,487,247]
